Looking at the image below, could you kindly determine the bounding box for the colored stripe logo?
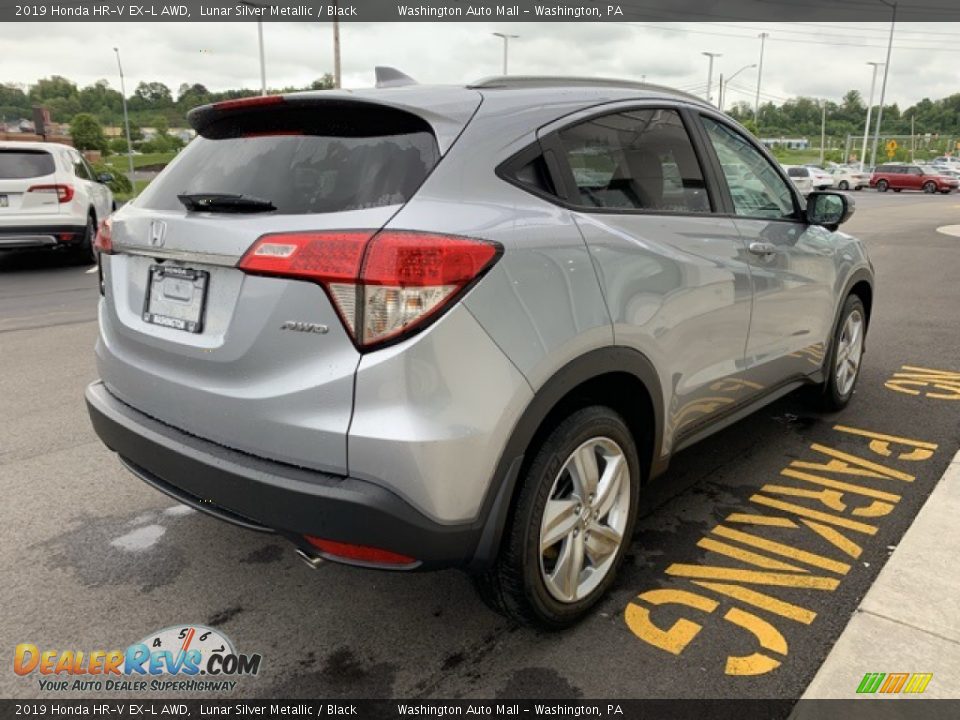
[857,672,932,694]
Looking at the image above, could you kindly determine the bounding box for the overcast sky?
[5,21,960,109]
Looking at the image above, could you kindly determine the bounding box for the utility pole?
[702,52,721,106]
[870,1,897,169]
[718,73,723,110]
[754,32,768,120]
[860,62,883,172]
[492,32,519,75]
[112,47,136,198]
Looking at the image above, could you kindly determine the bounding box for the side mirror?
[97,172,114,184]
[806,191,854,230]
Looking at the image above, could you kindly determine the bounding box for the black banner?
[2,0,960,23]
[3,700,960,720]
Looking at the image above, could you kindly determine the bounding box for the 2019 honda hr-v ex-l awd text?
[86,71,874,627]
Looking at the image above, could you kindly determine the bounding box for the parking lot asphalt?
[2,190,959,701]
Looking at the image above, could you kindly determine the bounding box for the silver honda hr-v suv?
[86,72,873,628]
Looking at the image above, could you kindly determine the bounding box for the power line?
[615,22,960,53]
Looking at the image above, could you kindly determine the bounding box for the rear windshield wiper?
[177,192,276,213]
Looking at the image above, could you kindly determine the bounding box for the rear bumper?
[0,224,86,249]
[85,380,485,570]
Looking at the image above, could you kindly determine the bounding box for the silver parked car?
[86,72,874,627]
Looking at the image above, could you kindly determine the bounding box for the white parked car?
[0,141,114,264]
[827,166,870,191]
[784,165,815,194]
[804,165,835,190]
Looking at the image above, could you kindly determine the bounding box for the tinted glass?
[0,150,55,179]
[557,108,710,213]
[71,152,92,179]
[138,132,439,215]
[787,167,808,178]
[702,117,795,220]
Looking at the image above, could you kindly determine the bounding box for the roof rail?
[468,75,706,104]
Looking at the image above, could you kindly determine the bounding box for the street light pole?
[720,63,757,112]
[820,101,827,166]
[112,47,136,198]
[860,62,884,171]
[754,32,768,120]
[702,52,721,106]
[333,18,341,88]
[256,21,266,94]
[492,32,518,75]
[869,1,897,169]
[239,3,268,94]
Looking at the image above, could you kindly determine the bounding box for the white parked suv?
[0,141,114,263]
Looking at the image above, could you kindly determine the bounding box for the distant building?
[760,137,810,150]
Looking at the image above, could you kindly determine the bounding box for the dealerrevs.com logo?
[14,625,262,693]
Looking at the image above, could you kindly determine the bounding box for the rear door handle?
[749,242,777,256]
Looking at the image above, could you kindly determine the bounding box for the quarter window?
[556,109,710,214]
[702,116,796,220]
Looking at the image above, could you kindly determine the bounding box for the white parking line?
[85,266,98,274]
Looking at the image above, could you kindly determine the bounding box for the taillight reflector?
[27,183,74,203]
[303,536,416,567]
[94,218,114,254]
[238,230,500,350]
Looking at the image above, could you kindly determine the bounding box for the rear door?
[0,147,61,218]
[544,105,755,446]
[696,113,836,388]
[98,95,475,474]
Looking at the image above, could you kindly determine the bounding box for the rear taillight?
[94,218,114,254]
[238,230,501,351]
[27,183,74,203]
[303,536,416,567]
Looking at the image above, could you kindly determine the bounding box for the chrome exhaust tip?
[296,548,325,569]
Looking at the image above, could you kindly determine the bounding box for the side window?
[556,108,710,214]
[511,153,557,196]
[71,152,91,180]
[701,116,796,220]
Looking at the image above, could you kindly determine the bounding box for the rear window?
[138,130,439,215]
[0,149,55,179]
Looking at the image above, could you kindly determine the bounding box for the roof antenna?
[375,66,418,88]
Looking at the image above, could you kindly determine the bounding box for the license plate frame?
[142,265,210,334]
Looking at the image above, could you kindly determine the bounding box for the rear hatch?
[98,90,480,474]
[0,147,61,216]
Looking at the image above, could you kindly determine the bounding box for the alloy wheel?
[835,309,865,397]
[539,437,630,603]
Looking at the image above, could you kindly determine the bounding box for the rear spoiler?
[187,85,482,155]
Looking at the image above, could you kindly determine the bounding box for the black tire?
[474,406,641,629]
[838,180,849,190]
[923,181,937,194]
[817,295,867,411]
[71,214,98,266]
[876,179,889,192]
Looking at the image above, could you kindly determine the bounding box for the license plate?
[142,265,209,334]
[0,195,7,207]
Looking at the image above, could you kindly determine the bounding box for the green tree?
[310,74,335,90]
[70,113,107,152]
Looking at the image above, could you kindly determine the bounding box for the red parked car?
[870,164,959,194]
